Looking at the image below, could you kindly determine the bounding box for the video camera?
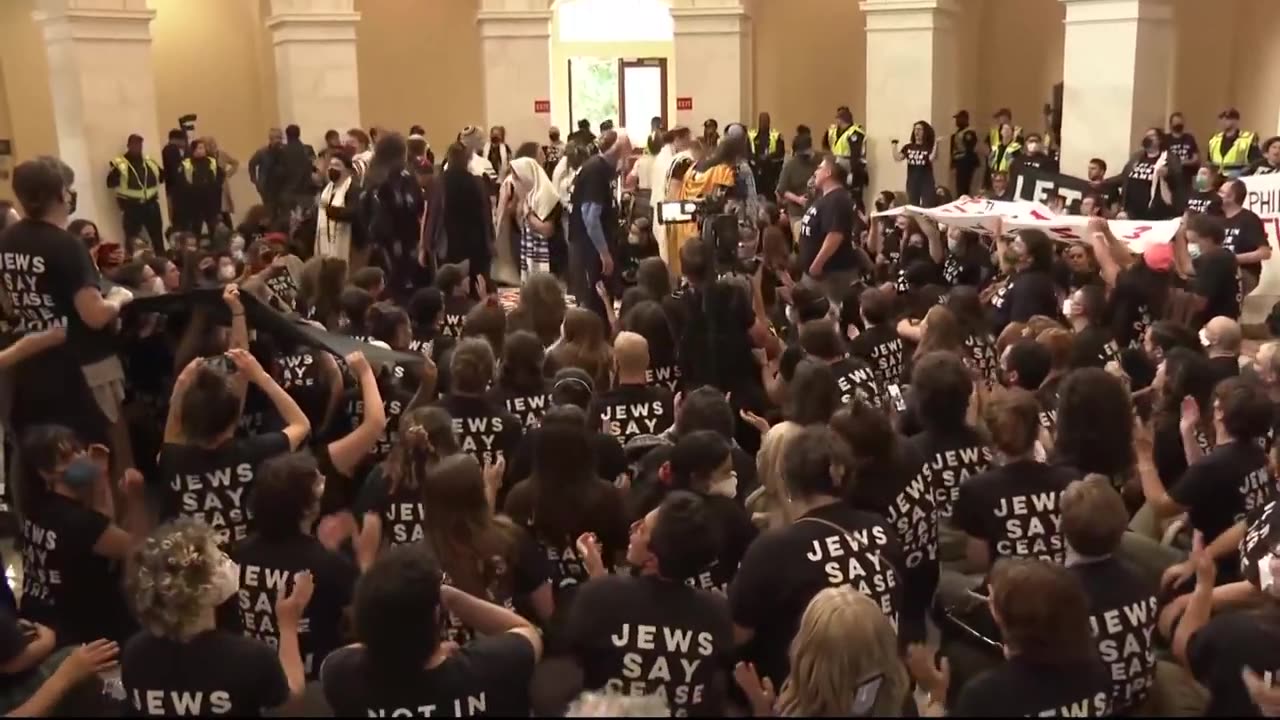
[657,197,758,276]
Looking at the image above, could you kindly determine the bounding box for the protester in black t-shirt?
[989,230,1059,333]
[17,426,144,646]
[492,330,552,430]
[1060,477,1158,715]
[729,427,904,687]
[230,453,365,680]
[123,518,310,716]
[432,262,476,337]
[955,388,1078,567]
[1143,377,1275,580]
[1109,242,1173,348]
[434,338,523,473]
[1053,368,1137,499]
[1187,166,1224,216]
[848,287,905,402]
[1220,178,1271,287]
[1009,133,1059,176]
[1,157,136,451]
[0,608,118,716]
[1065,284,1120,368]
[1166,112,1201,178]
[1187,213,1242,323]
[619,299,682,392]
[569,132,630,322]
[999,339,1056,435]
[940,228,993,289]
[799,319,883,408]
[355,406,456,547]
[321,545,542,717]
[832,402,936,644]
[1203,315,1243,387]
[158,349,310,548]
[567,491,735,716]
[1116,128,1181,221]
[798,154,860,291]
[591,332,674,447]
[892,121,938,207]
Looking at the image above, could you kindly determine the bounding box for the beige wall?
[973,0,1063,139]
[356,0,485,148]
[0,0,58,202]
[752,0,866,140]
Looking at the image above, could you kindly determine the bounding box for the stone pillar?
[267,0,361,145]
[1059,0,1173,178]
[34,0,162,233]
[478,0,553,148]
[670,0,751,130]
[861,0,958,203]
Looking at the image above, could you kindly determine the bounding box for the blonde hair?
[126,519,222,641]
[777,587,910,717]
[749,421,803,528]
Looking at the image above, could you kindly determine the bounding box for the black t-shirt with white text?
[434,393,523,469]
[490,383,553,431]
[1069,557,1158,714]
[1223,208,1268,277]
[1240,499,1280,589]
[953,656,1112,717]
[848,324,905,393]
[354,465,425,547]
[566,575,733,716]
[122,629,288,717]
[1194,246,1241,323]
[991,269,1058,333]
[907,426,994,521]
[440,296,476,339]
[798,186,857,274]
[964,332,1000,388]
[953,460,1078,564]
[1188,609,1280,717]
[1187,190,1223,216]
[830,355,884,408]
[321,634,537,718]
[1072,324,1121,369]
[1170,441,1275,577]
[591,383,675,447]
[157,433,292,548]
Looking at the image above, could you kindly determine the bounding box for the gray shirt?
[777,154,818,219]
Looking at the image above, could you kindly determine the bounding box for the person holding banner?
[1219,178,1271,294]
[1115,128,1182,221]
[1186,214,1242,324]
[989,229,1058,333]
[1187,166,1224,216]
[1243,136,1280,177]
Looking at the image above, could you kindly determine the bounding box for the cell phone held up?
[204,353,237,375]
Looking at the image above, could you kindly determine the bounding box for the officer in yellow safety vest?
[176,138,226,238]
[824,106,867,196]
[748,111,786,197]
[988,123,1023,175]
[106,133,164,251]
[984,107,1023,189]
[1208,107,1263,178]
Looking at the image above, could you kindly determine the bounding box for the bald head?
[1204,316,1242,355]
[614,331,650,381]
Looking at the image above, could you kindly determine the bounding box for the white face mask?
[217,265,238,282]
[1062,298,1075,317]
[1188,241,1203,260]
[230,236,246,253]
[709,471,738,499]
[947,237,961,255]
[149,277,166,295]
[1199,328,1212,348]
[208,553,240,606]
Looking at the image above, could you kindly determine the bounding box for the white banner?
[1242,174,1280,309]
[1003,216,1181,253]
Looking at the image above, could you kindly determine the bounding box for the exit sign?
[533,100,551,114]
[676,97,693,111]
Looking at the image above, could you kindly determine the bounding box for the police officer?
[951,110,979,195]
[177,138,225,239]
[824,106,867,205]
[984,108,1023,189]
[106,133,163,251]
[1208,108,1263,178]
[748,111,785,198]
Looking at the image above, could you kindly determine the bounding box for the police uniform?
[106,154,163,250]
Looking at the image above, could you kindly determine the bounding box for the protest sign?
[1010,167,1095,213]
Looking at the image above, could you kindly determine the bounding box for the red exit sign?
[533,100,551,114]
[676,97,693,111]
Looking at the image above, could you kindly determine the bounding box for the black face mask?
[327,169,342,183]
[1142,137,1157,152]
[549,134,560,143]
[1171,123,1184,134]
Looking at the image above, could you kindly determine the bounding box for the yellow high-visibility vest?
[748,128,780,156]
[1208,130,1257,170]
[989,142,1023,173]
[181,157,219,184]
[827,123,864,157]
[988,125,1024,148]
[110,156,161,202]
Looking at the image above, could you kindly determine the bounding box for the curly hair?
[126,519,223,641]
[1053,368,1135,479]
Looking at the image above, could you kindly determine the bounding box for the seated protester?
[406,287,452,359]
[799,318,882,407]
[265,332,342,435]
[590,332,674,446]
[506,271,567,349]
[356,406,457,547]
[904,351,994,540]
[349,266,386,301]
[18,426,144,646]
[1079,191,1110,219]
[946,286,1001,388]
[505,368,628,488]
[1141,377,1275,582]
[159,349,310,548]
[434,261,475,338]
[781,282,831,344]
[832,401,937,644]
[365,454,553,643]
[945,559,1112,717]
[1034,328,1073,418]
[619,300,682,392]
[339,303,416,465]
[230,454,362,681]
[1061,477,1158,715]
[1149,348,1216,497]
[123,519,309,716]
[954,388,1079,567]
[738,587,913,718]
[491,330,552,431]
[1109,241,1173,351]
[1203,315,1244,386]
[848,287,906,405]
[1001,339,1057,436]
[1065,284,1121,368]
[1187,166,1224,216]
[1053,368,1138,502]
[1187,213,1242,324]
[461,298,507,358]
[321,545,542,717]
[729,427,905,689]
[310,351,390,517]
[631,431,757,595]
[0,606,119,716]
[566,492,734,716]
[337,286,375,340]
[631,387,760,505]
[989,229,1060,335]
[940,227,993,289]
[1056,242,1103,294]
[503,406,629,615]
[434,338,523,480]
[547,307,613,390]
[893,218,939,294]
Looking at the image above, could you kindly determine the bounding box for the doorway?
[568,57,668,140]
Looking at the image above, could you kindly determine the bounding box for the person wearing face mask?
[566,492,735,715]
[990,229,1059,333]
[987,169,1012,200]
[1201,315,1243,386]
[1117,128,1181,221]
[315,150,361,262]
[1187,166,1224,216]
[1010,132,1059,175]
[177,138,227,238]
[1166,112,1201,184]
[122,519,312,716]
[1244,136,1280,176]
[987,123,1023,180]
[484,125,511,181]
[17,426,146,646]
[1064,284,1120,368]
[589,332,674,448]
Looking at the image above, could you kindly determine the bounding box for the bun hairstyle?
[386,406,458,496]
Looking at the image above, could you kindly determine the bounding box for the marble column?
[477,0,553,149]
[267,0,361,145]
[1059,0,1173,178]
[34,0,162,233]
[670,0,752,130]
[861,0,958,203]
